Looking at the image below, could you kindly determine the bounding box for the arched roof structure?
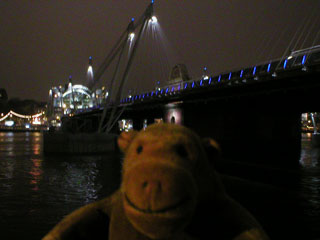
[62,85,92,98]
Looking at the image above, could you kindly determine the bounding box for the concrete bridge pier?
[183,103,302,169]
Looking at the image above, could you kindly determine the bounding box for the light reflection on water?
[299,133,320,224]
[300,133,320,168]
[0,132,121,239]
[0,132,319,239]
[29,158,42,191]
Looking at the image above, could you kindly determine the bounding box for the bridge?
[55,1,320,169]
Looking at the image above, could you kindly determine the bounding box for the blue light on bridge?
[184,83,188,89]
[155,90,159,96]
[267,63,271,72]
[132,18,135,22]
[200,80,203,86]
[240,70,244,78]
[192,81,195,88]
[151,91,154,96]
[151,0,154,3]
[253,66,256,75]
[209,77,212,84]
[142,94,145,99]
[160,89,164,94]
[135,95,138,100]
[178,85,181,91]
[302,55,306,65]
[218,75,221,82]
[166,88,169,94]
[283,59,288,69]
[171,86,175,92]
[228,72,232,80]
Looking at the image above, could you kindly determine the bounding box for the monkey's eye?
[174,144,188,158]
[136,145,143,154]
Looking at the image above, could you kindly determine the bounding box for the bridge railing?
[119,46,320,105]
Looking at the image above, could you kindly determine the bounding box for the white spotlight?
[150,16,158,24]
[129,32,135,41]
[87,66,93,74]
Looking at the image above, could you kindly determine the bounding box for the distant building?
[47,79,108,127]
[151,64,191,93]
[168,64,190,85]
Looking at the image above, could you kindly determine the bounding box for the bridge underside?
[125,70,320,169]
[183,102,302,168]
[120,99,302,169]
[64,68,320,169]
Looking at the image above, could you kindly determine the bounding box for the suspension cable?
[98,40,127,132]
[105,11,150,133]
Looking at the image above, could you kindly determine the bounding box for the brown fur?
[43,123,269,240]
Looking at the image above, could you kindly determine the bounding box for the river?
[0,132,319,239]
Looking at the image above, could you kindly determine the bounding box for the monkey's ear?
[202,138,221,167]
[117,130,138,153]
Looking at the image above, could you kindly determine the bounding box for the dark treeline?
[0,88,46,115]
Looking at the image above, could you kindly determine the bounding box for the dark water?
[0,132,121,239]
[0,132,319,239]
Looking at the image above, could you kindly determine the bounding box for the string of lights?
[0,110,45,122]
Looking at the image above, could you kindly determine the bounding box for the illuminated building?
[47,78,108,127]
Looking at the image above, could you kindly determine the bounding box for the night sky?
[1,0,320,101]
